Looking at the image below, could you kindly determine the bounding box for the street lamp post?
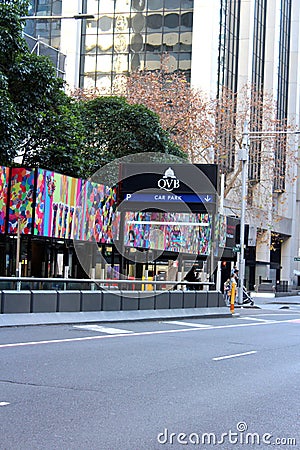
[238,121,249,305]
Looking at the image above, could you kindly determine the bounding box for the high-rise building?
[24,0,300,290]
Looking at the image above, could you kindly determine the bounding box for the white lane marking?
[162,320,212,328]
[73,325,133,334]
[0,402,10,406]
[238,317,276,323]
[251,313,300,316]
[213,351,257,361]
[0,319,297,350]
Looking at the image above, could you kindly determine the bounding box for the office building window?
[80,0,193,91]
[274,0,291,193]
[25,0,62,49]
[249,0,267,184]
[216,0,240,174]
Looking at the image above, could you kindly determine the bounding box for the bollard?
[230,281,236,314]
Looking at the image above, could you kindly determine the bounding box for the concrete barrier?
[0,289,224,313]
[102,291,121,311]
[155,291,170,309]
[2,290,31,313]
[218,292,226,307]
[169,291,183,309]
[195,291,208,308]
[207,291,219,307]
[183,291,196,308]
[139,291,155,310]
[31,290,57,313]
[121,291,139,311]
[81,291,102,312]
[57,291,81,312]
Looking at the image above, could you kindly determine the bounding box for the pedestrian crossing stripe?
[73,325,134,334]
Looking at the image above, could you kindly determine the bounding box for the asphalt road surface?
[1,308,300,449]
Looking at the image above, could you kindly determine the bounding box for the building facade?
[24,0,300,290]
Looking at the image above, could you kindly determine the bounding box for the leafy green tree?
[10,53,85,176]
[0,1,185,178]
[0,0,85,176]
[0,0,28,72]
[0,73,18,163]
[79,96,186,176]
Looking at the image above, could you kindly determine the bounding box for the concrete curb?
[0,307,235,328]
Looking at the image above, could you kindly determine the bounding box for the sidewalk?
[0,307,233,328]
[2,294,299,328]
[248,294,300,310]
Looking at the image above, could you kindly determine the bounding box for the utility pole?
[238,121,249,305]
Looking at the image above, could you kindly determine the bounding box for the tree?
[11,53,85,177]
[0,0,85,176]
[78,96,186,177]
[0,0,29,73]
[126,65,215,162]
[0,73,18,163]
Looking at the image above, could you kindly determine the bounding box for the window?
[216,0,241,173]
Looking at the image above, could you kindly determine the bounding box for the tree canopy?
[78,96,185,176]
[0,1,185,178]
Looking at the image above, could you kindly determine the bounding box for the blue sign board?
[123,193,215,203]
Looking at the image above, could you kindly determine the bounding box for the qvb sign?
[157,167,180,191]
[119,163,219,213]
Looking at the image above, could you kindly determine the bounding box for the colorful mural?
[34,170,117,243]
[34,169,82,239]
[124,212,212,255]
[8,168,35,235]
[74,181,117,243]
[1,167,213,252]
[0,167,9,234]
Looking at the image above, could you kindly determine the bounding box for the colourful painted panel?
[74,181,117,244]
[34,169,82,239]
[34,170,117,243]
[0,167,9,234]
[123,212,212,255]
[8,168,35,234]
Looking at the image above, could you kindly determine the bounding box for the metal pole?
[16,219,21,277]
[216,173,225,291]
[16,219,21,291]
[238,121,249,304]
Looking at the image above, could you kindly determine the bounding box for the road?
[1,308,300,449]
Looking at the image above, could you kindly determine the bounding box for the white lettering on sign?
[167,194,182,201]
[158,167,180,192]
